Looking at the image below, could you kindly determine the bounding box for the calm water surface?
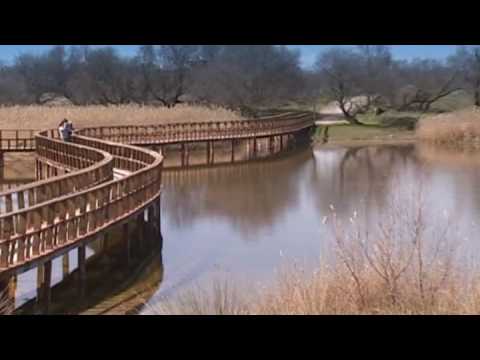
[141,143,480,312]
[6,145,480,314]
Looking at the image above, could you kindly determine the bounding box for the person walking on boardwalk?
[65,119,74,142]
[58,119,68,140]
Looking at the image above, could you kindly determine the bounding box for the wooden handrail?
[0,132,113,215]
[0,132,162,272]
[0,110,314,274]
[76,112,313,144]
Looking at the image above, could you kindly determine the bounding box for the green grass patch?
[324,124,412,141]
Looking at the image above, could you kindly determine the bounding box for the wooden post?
[36,265,44,307]
[231,139,235,163]
[62,253,69,279]
[206,141,210,164]
[104,231,109,251]
[137,213,145,254]
[43,260,52,314]
[211,141,215,164]
[8,275,17,299]
[38,161,43,181]
[253,137,258,159]
[0,151,4,168]
[123,223,130,265]
[181,143,186,167]
[78,245,86,297]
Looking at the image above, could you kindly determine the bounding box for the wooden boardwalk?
[0,110,315,312]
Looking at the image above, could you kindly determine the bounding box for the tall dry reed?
[416,107,480,147]
[0,104,244,130]
[148,184,480,315]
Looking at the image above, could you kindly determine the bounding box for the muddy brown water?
[5,144,480,314]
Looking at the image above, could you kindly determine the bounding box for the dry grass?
[148,185,480,315]
[0,104,244,130]
[416,107,480,147]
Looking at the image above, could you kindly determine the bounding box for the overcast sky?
[0,45,462,68]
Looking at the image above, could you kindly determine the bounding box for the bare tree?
[133,45,200,107]
[392,59,461,112]
[82,47,139,105]
[356,45,394,111]
[156,45,200,107]
[0,64,29,104]
[449,46,480,107]
[315,48,366,124]
[190,45,304,113]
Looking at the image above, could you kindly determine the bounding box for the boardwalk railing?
[0,132,162,274]
[76,111,314,145]
[0,133,113,215]
[0,130,37,151]
[0,111,314,276]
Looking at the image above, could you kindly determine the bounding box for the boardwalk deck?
[0,111,315,280]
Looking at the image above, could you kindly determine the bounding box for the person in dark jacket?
[58,119,68,140]
[65,119,74,142]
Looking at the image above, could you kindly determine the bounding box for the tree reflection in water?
[162,150,313,241]
[311,144,420,224]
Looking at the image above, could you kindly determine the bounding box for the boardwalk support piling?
[42,260,52,313]
[62,253,69,279]
[78,245,86,297]
[123,223,130,265]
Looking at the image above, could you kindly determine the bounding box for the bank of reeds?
[416,107,480,147]
[0,104,244,130]
[148,187,480,315]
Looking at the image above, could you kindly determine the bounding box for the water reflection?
[310,145,420,218]
[154,143,480,306]
[162,149,313,239]
[6,144,480,313]
[13,223,163,315]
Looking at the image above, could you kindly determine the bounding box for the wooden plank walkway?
[0,110,315,278]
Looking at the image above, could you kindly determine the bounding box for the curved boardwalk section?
[0,110,315,314]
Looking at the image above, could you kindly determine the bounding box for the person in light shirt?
[58,119,67,140]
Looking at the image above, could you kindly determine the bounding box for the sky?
[0,45,462,69]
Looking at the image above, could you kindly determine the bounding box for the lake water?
[6,144,480,314]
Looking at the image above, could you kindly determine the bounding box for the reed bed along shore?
[0,104,244,130]
[147,187,480,315]
[416,107,480,147]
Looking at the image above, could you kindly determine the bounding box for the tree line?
[0,45,303,111]
[0,45,478,121]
